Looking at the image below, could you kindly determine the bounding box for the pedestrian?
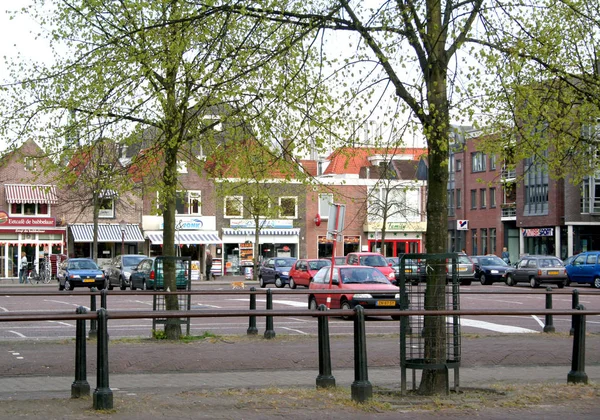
[19,251,28,284]
[205,250,213,281]
[501,247,510,264]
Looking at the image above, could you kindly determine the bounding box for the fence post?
[567,304,588,384]
[543,287,555,333]
[351,305,372,403]
[71,306,90,398]
[316,304,335,388]
[89,288,97,339]
[264,288,276,339]
[247,287,258,335]
[100,288,108,309]
[570,289,579,336]
[93,308,113,410]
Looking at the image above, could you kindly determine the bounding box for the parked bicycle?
[28,258,52,284]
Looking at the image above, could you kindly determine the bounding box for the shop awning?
[222,228,301,236]
[145,231,222,245]
[5,184,58,204]
[70,224,145,243]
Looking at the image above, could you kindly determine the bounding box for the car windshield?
[123,256,146,267]
[480,256,507,266]
[359,255,388,267]
[70,260,98,270]
[309,260,331,270]
[276,258,295,267]
[340,268,389,284]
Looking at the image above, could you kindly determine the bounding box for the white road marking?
[193,304,222,308]
[231,298,308,308]
[458,318,538,333]
[280,327,309,335]
[47,321,73,327]
[130,300,152,306]
[0,306,8,312]
[531,315,545,328]
[44,300,90,310]
[9,331,26,338]
[462,296,523,305]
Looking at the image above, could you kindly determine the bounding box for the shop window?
[279,197,297,219]
[224,196,243,218]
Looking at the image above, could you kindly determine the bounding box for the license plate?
[377,300,395,306]
[459,267,467,271]
[405,269,412,273]
[548,270,559,275]
[83,279,95,283]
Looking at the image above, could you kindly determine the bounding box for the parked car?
[57,258,107,291]
[446,254,475,286]
[388,256,425,285]
[470,255,510,285]
[346,252,396,282]
[308,265,401,320]
[288,258,331,289]
[505,255,568,288]
[565,251,600,288]
[130,257,189,290]
[106,254,147,290]
[258,257,298,288]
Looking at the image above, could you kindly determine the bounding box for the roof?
[323,147,427,175]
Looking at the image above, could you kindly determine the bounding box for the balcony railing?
[501,168,516,180]
[501,204,516,218]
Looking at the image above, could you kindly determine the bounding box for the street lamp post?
[119,220,126,256]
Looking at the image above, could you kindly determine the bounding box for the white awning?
[145,231,222,245]
[222,228,301,236]
[5,184,58,204]
[70,224,145,243]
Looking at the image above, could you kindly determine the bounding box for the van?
[565,251,600,288]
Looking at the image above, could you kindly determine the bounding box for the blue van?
[565,251,600,288]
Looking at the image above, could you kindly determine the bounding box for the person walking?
[501,247,511,264]
[19,251,28,284]
[205,250,213,281]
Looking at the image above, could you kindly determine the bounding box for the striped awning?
[5,184,58,204]
[145,231,222,245]
[70,224,145,243]
[222,228,301,236]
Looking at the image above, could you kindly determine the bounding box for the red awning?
[4,184,58,204]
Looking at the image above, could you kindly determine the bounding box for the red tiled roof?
[299,160,318,177]
[324,147,427,175]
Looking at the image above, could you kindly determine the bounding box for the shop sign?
[230,219,294,229]
[522,228,554,237]
[0,211,57,227]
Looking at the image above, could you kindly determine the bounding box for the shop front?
[364,221,426,257]
[317,235,361,258]
[521,227,562,257]
[142,215,223,280]
[69,223,145,267]
[222,219,300,275]
[0,210,66,279]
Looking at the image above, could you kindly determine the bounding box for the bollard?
[93,308,113,410]
[351,305,372,402]
[568,304,588,384]
[264,288,276,339]
[247,287,258,335]
[543,287,555,333]
[316,304,335,388]
[100,288,108,309]
[570,289,579,336]
[71,306,90,398]
[89,288,97,339]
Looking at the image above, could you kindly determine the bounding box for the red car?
[345,252,396,282]
[288,259,331,289]
[308,265,401,320]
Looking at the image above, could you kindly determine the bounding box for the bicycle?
[28,259,52,284]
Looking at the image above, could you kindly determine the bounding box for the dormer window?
[24,158,37,171]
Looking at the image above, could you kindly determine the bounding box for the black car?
[471,255,510,285]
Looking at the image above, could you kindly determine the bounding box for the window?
[480,188,487,208]
[581,176,600,214]
[176,190,201,215]
[490,228,497,255]
[224,196,243,218]
[447,189,455,217]
[456,188,462,209]
[471,152,486,172]
[470,189,477,209]
[456,159,462,172]
[279,196,297,218]
[10,202,50,217]
[490,188,496,208]
[490,154,497,170]
[177,161,188,173]
[481,228,488,255]
[318,193,333,219]
[471,229,478,255]
[524,153,549,215]
[98,198,114,218]
[24,158,37,171]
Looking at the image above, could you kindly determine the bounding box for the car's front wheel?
[480,274,490,286]
[506,275,515,286]
[289,278,297,289]
[274,276,284,288]
[309,296,318,311]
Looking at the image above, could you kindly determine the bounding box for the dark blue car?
[471,255,510,285]
[258,257,297,288]
[57,258,107,291]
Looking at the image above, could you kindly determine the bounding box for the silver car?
[106,254,147,290]
[505,255,568,288]
[446,254,475,286]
